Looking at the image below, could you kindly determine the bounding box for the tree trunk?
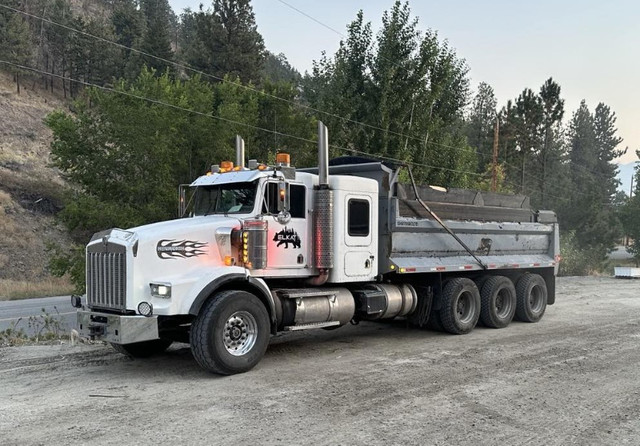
[521,151,526,194]
[62,59,67,99]
[51,59,55,92]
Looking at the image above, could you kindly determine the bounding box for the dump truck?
[76,122,560,375]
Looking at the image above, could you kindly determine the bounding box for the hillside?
[0,70,73,290]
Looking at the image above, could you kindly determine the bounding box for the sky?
[168,0,640,165]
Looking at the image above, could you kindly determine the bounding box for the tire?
[190,290,270,375]
[110,339,172,358]
[515,273,547,322]
[480,276,516,329]
[438,278,481,335]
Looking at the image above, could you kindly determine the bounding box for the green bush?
[558,230,609,276]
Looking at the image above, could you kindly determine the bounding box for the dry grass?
[0,276,75,301]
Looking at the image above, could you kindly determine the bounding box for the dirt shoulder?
[2,276,640,445]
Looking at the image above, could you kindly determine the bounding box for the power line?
[273,1,627,191]
[0,59,484,178]
[275,0,346,38]
[0,2,487,161]
[0,60,606,204]
[1,5,620,200]
[0,59,315,144]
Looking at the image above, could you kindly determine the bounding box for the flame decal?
[156,239,208,259]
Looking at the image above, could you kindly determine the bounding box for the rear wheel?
[190,290,270,375]
[439,278,480,335]
[480,276,516,328]
[515,274,547,322]
[111,339,172,358]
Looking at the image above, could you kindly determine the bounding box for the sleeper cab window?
[264,182,306,218]
[348,198,370,237]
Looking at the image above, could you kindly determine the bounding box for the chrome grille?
[87,247,127,312]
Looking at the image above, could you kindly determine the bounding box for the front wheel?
[190,290,270,375]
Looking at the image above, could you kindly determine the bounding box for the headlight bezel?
[149,282,172,299]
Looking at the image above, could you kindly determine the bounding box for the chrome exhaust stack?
[318,121,329,187]
[235,135,245,168]
[310,122,334,283]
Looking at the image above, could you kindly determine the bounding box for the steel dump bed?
[304,159,560,275]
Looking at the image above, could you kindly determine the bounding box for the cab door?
[343,194,376,278]
[262,180,310,271]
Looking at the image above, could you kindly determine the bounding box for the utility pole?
[491,118,500,192]
[627,174,634,246]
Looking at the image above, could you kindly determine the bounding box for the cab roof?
[190,169,284,187]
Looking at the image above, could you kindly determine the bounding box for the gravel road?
[1,276,640,445]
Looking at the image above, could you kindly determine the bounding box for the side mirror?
[277,179,289,212]
[277,179,291,224]
[178,184,192,218]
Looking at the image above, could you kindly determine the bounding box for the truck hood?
[126,216,240,264]
[129,215,241,242]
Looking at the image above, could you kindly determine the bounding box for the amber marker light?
[276,152,291,166]
[224,255,235,266]
[220,161,234,171]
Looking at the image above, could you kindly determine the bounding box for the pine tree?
[111,0,146,80]
[139,0,175,74]
[180,0,265,83]
[562,101,623,259]
[466,82,497,172]
[304,1,473,187]
[593,103,626,199]
[0,11,32,93]
[512,88,543,193]
[534,78,565,208]
[261,52,300,84]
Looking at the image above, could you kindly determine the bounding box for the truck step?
[275,288,338,299]
[283,321,340,331]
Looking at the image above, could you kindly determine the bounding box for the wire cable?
[0,2,487,160]
[0,59,485,177]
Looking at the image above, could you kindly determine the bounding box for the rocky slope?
[0,71,73,281]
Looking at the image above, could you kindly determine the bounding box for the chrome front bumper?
[77,310,159,344]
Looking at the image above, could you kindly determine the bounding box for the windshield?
[193,181,258,216]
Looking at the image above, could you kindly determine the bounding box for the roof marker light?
[276,153,291,167]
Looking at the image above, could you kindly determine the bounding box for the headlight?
[150,282,172,298]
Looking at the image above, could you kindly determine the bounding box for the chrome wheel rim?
[223,311,258,356]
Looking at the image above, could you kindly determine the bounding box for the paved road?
[0,295,77,335]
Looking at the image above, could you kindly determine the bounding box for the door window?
[263,182,306,218]
[348,199,370,237]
